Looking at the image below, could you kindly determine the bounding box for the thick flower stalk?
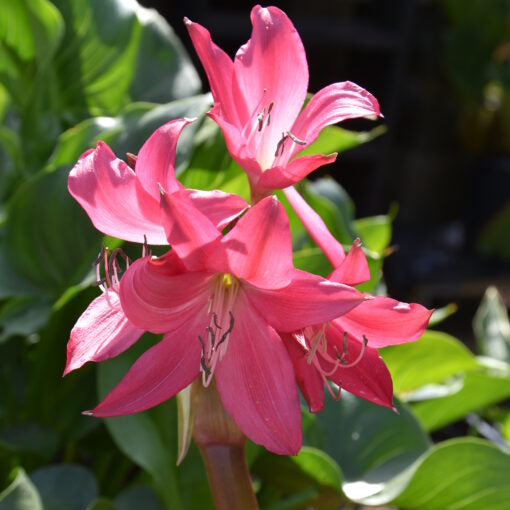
[87,193,366,455]
[284,239,433,412]
[185,5,381,202]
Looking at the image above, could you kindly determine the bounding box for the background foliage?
[1,1,509,509]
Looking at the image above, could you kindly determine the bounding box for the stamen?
[266,101,274,126]
[257,108,265,132]
[215,311,234,351]
[274,132,288,157]
[334,334,368,369]
[198,335,211,377]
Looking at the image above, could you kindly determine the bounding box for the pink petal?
[182,188,248,230]
[119,256,213,334]
[323,323,394,409]
[185,18,243,127]
[210,196,294,288]
[135,119,190,201]
[64,292,143,375]
[68,143,167,245]
[258,153,337,190]
[291,81,381,157]
[215,292,301,455]
[283,186,345,266]
[90,315,206,417]
[232,5,308,170]
[335,297,433,348]
[245,270,364,332]
[329,238,370,286]
[282,333,324,412]
[159,189,221,271]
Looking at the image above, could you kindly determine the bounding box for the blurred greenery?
[1,1,509,509]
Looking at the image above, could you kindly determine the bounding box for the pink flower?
[283,239,433,412]
[87,194,366,455]
[185,5,381,200]
[68,118,248,245]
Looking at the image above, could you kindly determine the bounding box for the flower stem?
[192,381,259,510]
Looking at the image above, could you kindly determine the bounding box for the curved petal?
[182,189,248,230]
[160,189,221,271]
[233,5,308,169]
[210,196,294,288]
[291,81,381,157]
[245,270,364,332]
[215,292,302,455]
[258,153,337,190]
[68,143,167,245]
[119,256,213,334]
[64,292,143,375]
[335,297,433,348]
[89,316,205,417]
[283,186,345,266]
[282,333,324,412]
[185,18,242,126]
[323,323,394,409]
[135,119,190,200]
[329,238,370,286]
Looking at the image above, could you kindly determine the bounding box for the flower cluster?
[65,5,431,455]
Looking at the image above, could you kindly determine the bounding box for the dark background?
[140,0,510,343]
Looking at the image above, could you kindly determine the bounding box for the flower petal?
[119,256,213,334]
[233,5,308,169]
[258,153,337,190]
[291,81,381,157]
[335,297,433,348]
[283,186,345,266]
[89,316,205,417]
[329,238,370,286]
[246,270,364,332]
[159,189,221,271]
[210,196,294,288]
[64,292,143,375]
[282,333,325,412]
[182,189,248,230]
[324,323,394,409]
[68,143,167,245]
[185,18,243,127]
[135,119,190,200]
[215,292,301,455]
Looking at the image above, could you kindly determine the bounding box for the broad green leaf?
[315,392,431,505]
[354,215,392,254]
[293,246,332,277]
[97,336,183,510]
[473,286,510,362]
[300,125,386,157]
[292,447,342,492]
[0,296,52,342]
[30,464,98,510]
[381,330,479,394]
[114,485,163,510]
[0,468,42,510]
[412,364,510,432]
[5,167,102,297]
[393,438,510,510]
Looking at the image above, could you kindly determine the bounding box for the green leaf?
[0,468,43,510]
[114,485,163,510]
[411,364,510,432]
[393,438,510,510]
[428,302,458,327]
[353,215,392,254]
[97,336,183,510]
[300,125,386,157]
[381,330,479,394]
[0,423,58,460]
[30,464,98,510]
[0,296,52,342]
[292,447,342,492]
[473,286,510,362]
[315,392,431,505]
[86,499,117,510]
[4,167,102,297]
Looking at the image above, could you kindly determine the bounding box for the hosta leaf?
[0,468,42,510]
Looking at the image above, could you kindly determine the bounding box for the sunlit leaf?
[0,468,43,510]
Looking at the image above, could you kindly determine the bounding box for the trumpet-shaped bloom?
[68,118,248,245]
[89,194,367,455]
[185,5,381,199]
[284,239,433,412]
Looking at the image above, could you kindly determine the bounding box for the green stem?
[192,381,259,510]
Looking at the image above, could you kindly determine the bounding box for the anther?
[274,132,288,157]
[257,108,265,132]
[215,311,235,351]
[157,182,165,196]
[198,335,211,376]
[286,131,306,145]
[207,326,216,348]
[266,102,274,126]
[213,313,222,330]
